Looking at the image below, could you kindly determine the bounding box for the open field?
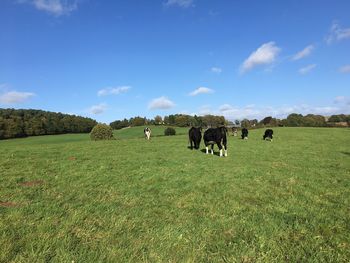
[0,127,349,262]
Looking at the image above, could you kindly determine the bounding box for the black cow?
[203,126,228,157]
[188,127,202,150]
[263,129,273,141]
[241,128,248,140]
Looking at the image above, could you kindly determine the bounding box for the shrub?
[90,124,114,141]
[164,127,176,136]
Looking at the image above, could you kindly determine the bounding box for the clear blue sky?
[1,0,349,122]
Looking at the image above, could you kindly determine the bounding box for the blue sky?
[1,0,349,123]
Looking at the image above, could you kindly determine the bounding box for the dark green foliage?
[90,124,114,141]
[164,127,176,136]
[328,114,350,122]
[110,118,129,130]
[129,116,147,126]
[0,108,97,140]
[285,113,304,127]
[154,115,162,125]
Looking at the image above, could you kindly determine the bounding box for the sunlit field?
[1,127,349,262]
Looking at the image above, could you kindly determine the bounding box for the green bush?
[90,124,114,141]
[164,127,176,136]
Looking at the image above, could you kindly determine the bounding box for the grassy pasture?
[0,127,349,262]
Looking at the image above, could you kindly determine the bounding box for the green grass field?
[0,127,349,262]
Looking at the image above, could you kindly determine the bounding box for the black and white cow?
[203,126,228,157]
[241,128,248,140]
[144,127,151,140]
[188,127,202,150]
[232,128,238,137]
[263,129,273,141]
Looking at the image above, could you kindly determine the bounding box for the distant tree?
[110,119,129,130]
[302,114,326,127]
[250,119,258,127]
[241,119,250,128]
[0,108,97,140]
[129,116,146,126]
[175,115,190,127]
[328,114,349,122]
[285,113,303,127]
[154,115,163,125]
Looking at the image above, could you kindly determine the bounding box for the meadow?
[0,127,349,262]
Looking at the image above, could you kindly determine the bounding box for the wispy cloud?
[325,21,350,44]
[148,96,175,110]
[189,87,214,96]
[0,91,35,104]
[0,83,9,91]
[334,96,350,105]
[339,65,350,74]
[201,101,350,121]
[292,45,314,61]
[240,42,281,73]
[97,86,131,96]
[164,0,194,8]
[19,0,79,16]
[89,103,107,115]
[299,64,316,74]
[211,67,222,74]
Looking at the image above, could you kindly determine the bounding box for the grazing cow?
[188,127,202,150]
[263,129,273,141]
[203,126,228,157]
[232,128,238,137]
[144,127,151,140]
[241,128,248,140]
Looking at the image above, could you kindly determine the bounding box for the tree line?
[0,108,97,140]
[1,109,348,140]
[110,114,226,129]
[110,113,350,130]
[239,113,350,128]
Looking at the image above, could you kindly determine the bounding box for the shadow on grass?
[200,148,220,156]
[340,151,350,156]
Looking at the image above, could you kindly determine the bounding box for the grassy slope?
[113,125,188,139]
[0,127,349,262]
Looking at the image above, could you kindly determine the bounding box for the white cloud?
[98,86,131,96]
[0,91,35,104]
[211,67,222,74]
[148,96,175,110]
[334,96,350,105]
[216,103,350,120]
[0,83,9,91]
[299,64,316,74]
[326,21,350,44]
[339,65,350,74]
[190,100,350,121]
[240,42,281,73]
[189,87,214,96]
[292,45,314,61]
[89,103,107,115]
[164,0,194,8]
[20,0,78,16]
[219,104,233,112]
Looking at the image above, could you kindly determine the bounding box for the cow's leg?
[217,143,223,157]
[190,140,193,150]
[206,144,209,154]
[211,144,214,155]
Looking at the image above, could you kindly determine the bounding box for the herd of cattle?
[144,126,274,157]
